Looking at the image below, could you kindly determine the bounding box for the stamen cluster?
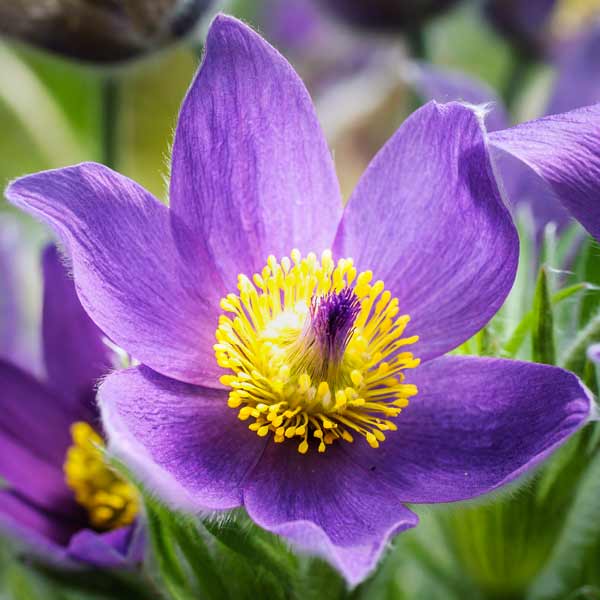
[215,250,420,454]
[64,422,138,530]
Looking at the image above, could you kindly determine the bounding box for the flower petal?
[0,360,85,519]
[411,63,509,131]
[243,442,418,586]
[489,104,600,242]
[348,355,591,503]
[6,163,225,386]
[0,429,83,521]
[67,523,144,568]
[0,360,74,466]
[334,101,519,362]
[42,244,112,416]
[0,491,76,548]
[98,366,266,512]
[169,14,342,286]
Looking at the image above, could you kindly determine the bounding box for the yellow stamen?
[63,422,138,530]
[215,250,419,454]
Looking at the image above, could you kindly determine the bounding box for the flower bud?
[0,0,214,64]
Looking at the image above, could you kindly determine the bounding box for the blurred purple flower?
[0,244,143,568]
[413,23,600,236]
[6,15,595,585]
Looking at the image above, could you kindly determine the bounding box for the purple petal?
[494,151,572,233]
[0,428,83,522]
[98,366,266,512]
[243,442,418,586]
[6,163,225,386]
[67,523,144,569]
[410,63,509,132]
[489,104,600,242]
[0,360,74,466]
[42,244,112,417]
[347,355,591,503]
[0,360,85,521]
[334,101,519,362]
[170,14,342,287]
[0,493,143,569]
[0,492,76,548]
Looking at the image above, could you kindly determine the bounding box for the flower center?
[215,250,420,454]
[63,422,138,530]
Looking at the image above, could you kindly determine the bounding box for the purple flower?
[0,244,143,568]
[6,15,595,585]
[413,23,600,236]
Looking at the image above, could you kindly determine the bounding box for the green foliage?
[532,266,556,364]
[143,494,348,600]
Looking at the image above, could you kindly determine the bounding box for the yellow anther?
[63,422,138,531]
[215,251,419,454]
[366,433,380,449]
[350,370,363,387]
[228,395,243,408]
[257,425,270,437]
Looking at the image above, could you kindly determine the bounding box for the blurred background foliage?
[1,1,600,599]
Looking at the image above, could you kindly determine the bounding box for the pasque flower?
[6,15,596,585]
[0,243,143,568]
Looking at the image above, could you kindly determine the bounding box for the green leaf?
[532,266,556,364]
[578,238,600,327]
[502,283,588,359]
[528,444,600,600]
[496,209,537,340]
[202,511,297,592]
[144,500,192,600]
[143,496,303,600]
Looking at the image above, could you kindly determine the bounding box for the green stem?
[502,49,533,113]
[406,26,427,60]
[101,76,120,170]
